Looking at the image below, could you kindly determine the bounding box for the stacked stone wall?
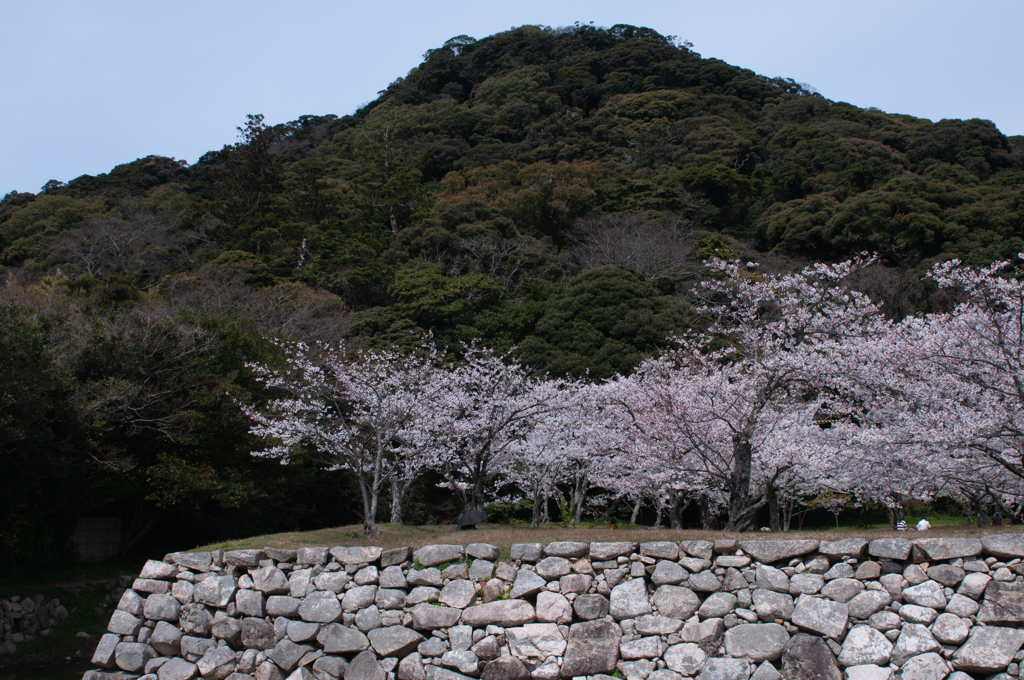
[1,593,70,654]
[83,535,1024,680]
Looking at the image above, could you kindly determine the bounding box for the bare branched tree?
[569,212,695,282]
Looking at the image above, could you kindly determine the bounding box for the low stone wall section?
[1,593,70,654]
[82,535,1024,680]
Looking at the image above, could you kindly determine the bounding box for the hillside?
[2,23,1022,571]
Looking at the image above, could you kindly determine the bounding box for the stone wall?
[1,593,69,654]
[82,535,1024,680]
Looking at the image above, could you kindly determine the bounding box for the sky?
[3,0,1022,195]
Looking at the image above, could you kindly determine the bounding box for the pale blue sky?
[3,0,1022,195]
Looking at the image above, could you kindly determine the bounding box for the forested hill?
[2,24,1023,569]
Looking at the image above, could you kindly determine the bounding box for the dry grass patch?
[194,522,1024,556]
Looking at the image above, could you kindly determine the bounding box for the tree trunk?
[359,474,378,537]
[532,487,545,529]
[570,473,587,525]
[667,489,688,529]
[653,499,664,529]
[630,497,643,525]
[767,484,781,532]
[727,436,753,530]
[603,496,623,524]
[390,477,413,525]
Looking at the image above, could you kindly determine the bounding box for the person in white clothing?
[916,517,931,531]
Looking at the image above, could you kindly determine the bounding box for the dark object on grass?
[457,506,486,530]
[993,512,1003,526]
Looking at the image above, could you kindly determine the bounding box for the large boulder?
[368,626,425,658]
[413,545,463,568]
[791,595,848,639]
[298,591,343,623]
[951,625,1024,674]
[329,546,383,566]
[836,625,892,667]
[913,538,981,561]
[981,533,1024,559]
[610,578,653,620]
[890,623,940,667]
[723,622,789,662]
[739,540,819,564]
[543,541,588,558]
[663,643,707,676]
[978,581,1024,624]
[461,599,536,628]
[818,539,868,559]
[409,603,463,630]
[780,633,841,680]
[317,623,369,654]
[867,539,912,561]
[589,542,637,561]
[560,620,620,677]
[652,585,701,619]
[505,623,566,659]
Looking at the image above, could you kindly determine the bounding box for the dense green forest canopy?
[2,23,1023,572]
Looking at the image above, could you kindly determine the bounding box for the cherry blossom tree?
[602,258,889,530]
[240,341,442,536]
[424,345,576,512]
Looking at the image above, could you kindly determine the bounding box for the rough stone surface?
[438,580,478,609]
[699,592,738,620]
[781,633,841,680]
[723,622,789,662]
[460,599,535,628]
[821,578,864,603]
[505,623,566,659]
[157,658,199,680]
[889,623,940,667]
[836,625,892,667]
[298,591,343,623]
[368,626,424,658]
[913,538,982,561]
[329,546,383,566]
[751,589,793,622]
[740,540,819,564]
[509,544,543,562]
[195,575,237,608]
[557,622,618,675]
[651,561,688,586]
[480,657,527,680]
[611,578,653,620]
[653,585,701,620]
[981,533,1024,559]
[509,569,546,599]
[409,603,462,630]
[543,541,588,558]
[589,542,637,561]
[697,657,751,680]
[846,590,891,620]
[979,581,1024,624]
[898,653,950,680]
[755,565,790,593]
[819,539,868,559]
[663,643,707,676]
[951,625,1024,673]
[792,595,848,639]
[573,593,610,621]
[867,539,912,561]
[317,623,369,654]
[241,618,276,651]
[346,650,386,680]
[902,581,946,609]
[931,612,970,645]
